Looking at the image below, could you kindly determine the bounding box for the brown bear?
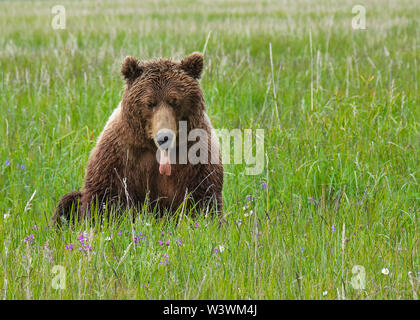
[52,53,223,225]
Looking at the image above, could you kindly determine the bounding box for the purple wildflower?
[5,160,10,166]
[331,225,335,232]
[300,247,306,260]
[24,234,34,244]
[195,223,199,228]
[20,164,25,170]
[77,232,93,252]
[77,234,85,244]
[159,254,170,265]
[214,248,219,255]
[262,183,267,189]
[158,240,163,245]
[247,195,253,200]
[132,234,145,244]
[165,240,170,246]
[79,245,93,252]
[308,196,315,203]
[65,243,74,250]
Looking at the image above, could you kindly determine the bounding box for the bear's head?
[120,53,205,157]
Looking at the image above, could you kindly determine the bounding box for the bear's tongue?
[159,150,171,176]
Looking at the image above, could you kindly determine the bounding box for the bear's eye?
[168,100,177,108]
[148,102,157,109]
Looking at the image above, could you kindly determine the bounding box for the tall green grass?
[0,0,418,299]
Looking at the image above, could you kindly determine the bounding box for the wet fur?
[52,53,223,226]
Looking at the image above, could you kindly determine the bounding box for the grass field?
[0,0,418,299]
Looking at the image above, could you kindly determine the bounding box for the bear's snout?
[156,129,175,150]
[151,105,177,149]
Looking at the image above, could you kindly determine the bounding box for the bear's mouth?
[158,149,171,176]
[154,128,176,176]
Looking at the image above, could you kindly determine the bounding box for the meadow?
[0,0,418,299]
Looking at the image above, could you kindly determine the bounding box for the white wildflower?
[245,210,253,217]
[381,268,389,275]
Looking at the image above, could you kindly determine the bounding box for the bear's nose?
[156,130,175,149]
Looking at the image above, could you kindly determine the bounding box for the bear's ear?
[121,56,143,84]
[180,52,204,79]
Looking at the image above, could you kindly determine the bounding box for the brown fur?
[52,53,223,225]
